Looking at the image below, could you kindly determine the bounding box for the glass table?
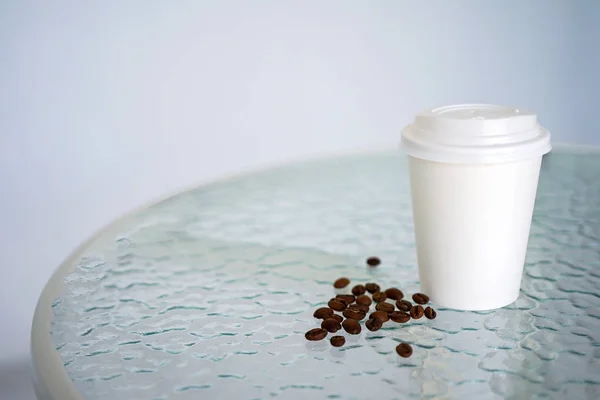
[31,147,600,400]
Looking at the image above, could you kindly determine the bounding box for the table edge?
[31,217,136,400]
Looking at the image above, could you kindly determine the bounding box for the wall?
[0,0,596,364]
[577,2,600,141]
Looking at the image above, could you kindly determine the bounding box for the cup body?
[408,155,542,310]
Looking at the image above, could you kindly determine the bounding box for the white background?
[1,1,599,398]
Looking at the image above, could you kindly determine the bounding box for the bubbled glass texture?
[50,151,600,399]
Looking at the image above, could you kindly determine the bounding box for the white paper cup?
[401,104,551,310]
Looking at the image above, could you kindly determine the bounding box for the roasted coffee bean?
[330,335,346,347]
[410,305,424,319]
[321,318,342,333]
[334,277,350,289]
[352,284,366,296]
[305,328,328,341]
[375,302,394,313]
[328,298,347,312]
[336,294,356,305]
[372,291,387,303]
[412,293,430,305]
[385,288,404,300]
[313,307,334,319]
[348,304,370,313]
[389,311,410,323]
[396,343,413,358]
[342,318,362,334]
[365,283,380,294]
[396,300,412,312]
[356,294,372,306]
[366,256,381,267]
[343,308,367,320]
[330,314,344,323]
[424,306,437,320]
[369,310,390,322]
[366,317,383,331]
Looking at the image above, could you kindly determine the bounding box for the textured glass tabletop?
[33,148,600,400]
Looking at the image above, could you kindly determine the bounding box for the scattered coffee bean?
[396,343,413,358]
[328,298,347,312]
[330,314,343,323]
[307,282,439,353]
[348,304,370,313]
[372,291,387,303]
[343,308,367,320]
[330,335,346,347]
[375,302,394,313]
[365,283,380,294]
[366,317,383,331]
[356,294,372,306]
[305,328,328,341]
[352,284,366,296]
[342,318,362,334]
[412,293,430,305]
[424,306,437,320]
[369,310,390,322]
[396,300,412,312]
[334,277,350,289]
[389,311,410,323]
[313,307,334,319]
[336,294,356,305]
[410,305,424,319]
[321,318,342,333]
[366,256,381,267]
[385,288,404,300]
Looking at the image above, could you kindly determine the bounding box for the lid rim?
[401,104,551,165]
[400,140,552,165]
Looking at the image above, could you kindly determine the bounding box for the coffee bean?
[372,291,387,303]
[412,293,430,305]
[366,256,381,267]
[366,317,383,331]
[342,318,361,334]
[410,305,424,319]
[313,307,334,319]
[352,284,366,296]
[356,294,372,306]
[424,306,437,320]
[330,314,343,323]
[389,311,410,323]
[369,310,390,322]
[334,277,350,289]
[396,343,413,357]
[396,300,412,312]
[365,283,380,294]
[384,288,404,300]
[330,335,346,347]
[336,294,355,305]
[348,304,370,313]
[305,328,328,341]
[375,302,394,313]
[321,318,342,333]
[343,308,366,320]
[328,298,347,312]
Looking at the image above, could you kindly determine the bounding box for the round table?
[31,147,600,400]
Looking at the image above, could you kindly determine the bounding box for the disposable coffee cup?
[401,104,551,311]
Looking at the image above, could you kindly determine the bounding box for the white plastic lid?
[401,104,552,164]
